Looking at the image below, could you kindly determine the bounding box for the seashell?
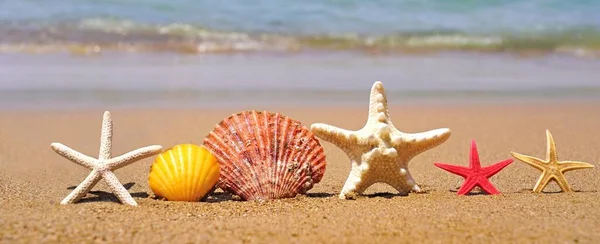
[148,144,220,202]
[203,110,327,201]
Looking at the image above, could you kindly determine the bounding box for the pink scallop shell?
[203,110,327,201]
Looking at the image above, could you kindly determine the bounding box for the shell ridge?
[169,146,184,200]
[288,120,311,196]
[270,113,282,198]
[303,138,326,183]
[281,116,301,198]
[199,146,215,200]
[254,111,269,200]
[149,157,171,199]
[204,160,220,198]
[279,116,298,198]
[195,146,209,200]
[154,156,175,199]
[223,116,254,199]
[194,145,205,200]
[147,157,163,198]
[205,129,237,187]
[298,124,316,193]
[241,110,262,200]
[266,112,277,199]
[311,151,327,183]
[166,148,181,198]
[176,146,188,199]
[160,152,179,199]
[234,111,260,200]
[179,145,190,200]
[266,111,277,200]
[242,111,264,200]
[186,145,196,200]
[192,145,208,201]
[267,112,279,199]
[288,127,312,195]
[256,111,270,200]
[274,112,288,199]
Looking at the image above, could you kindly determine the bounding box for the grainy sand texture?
[1,104,599,243]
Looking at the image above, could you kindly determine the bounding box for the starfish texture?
[51,111,163,206]
[434,140,513,195]
[311,81,451,199]
[511,130,595,193]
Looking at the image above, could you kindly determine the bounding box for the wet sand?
[1,103,599,243]
[2,52,600,109]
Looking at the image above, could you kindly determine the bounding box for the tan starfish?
[511,130,595,193]
[311,81,451,199]
[51,111,162,206]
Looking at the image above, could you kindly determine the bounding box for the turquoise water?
[1,0,599,55]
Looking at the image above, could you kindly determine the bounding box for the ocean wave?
[1,18,600,58]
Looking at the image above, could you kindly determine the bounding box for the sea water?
[0,0,599,108]
[1,0,599,55]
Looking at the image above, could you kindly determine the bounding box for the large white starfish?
[51,111,162,206]
[311,81,451,199]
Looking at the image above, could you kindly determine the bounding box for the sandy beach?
[2,0,600,243]
[1,103,599,243]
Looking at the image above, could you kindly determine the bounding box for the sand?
[1,103,599,243]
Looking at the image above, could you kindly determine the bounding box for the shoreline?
[2,51,600,110]
[2,89,600,110]
[1,98,600,112]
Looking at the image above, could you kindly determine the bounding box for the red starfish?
[434,140,513,195]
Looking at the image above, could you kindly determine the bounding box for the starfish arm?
[469,140,481,170]
[510,152,547,172]
[532,171,553,193]
[477,178,501,195]
[553,173,573,192]
[482,159,514,178]
[366,81,392,125]
[107,145,163,170]
[60,170,101,204]
[310,123,362,151]
[456,177,478,195]
[339,161,370,199]
[99,111,113,160]
[545,130,559,162]
[386,170,419,195]
[559,161,595,173]
[434,163,471,178]
[400,128,452,158]
[101,171,138,206]
[50,143,98,169]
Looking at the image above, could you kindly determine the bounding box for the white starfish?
[51,111,162,206]
[311,81,451,199]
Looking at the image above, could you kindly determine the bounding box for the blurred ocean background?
[0,0,599,108]
[2,0,600,55]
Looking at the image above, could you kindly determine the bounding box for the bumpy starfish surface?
[311,81,451,199]
[51,111,162,206]
[511,130,595,193]
[435,140,513,195]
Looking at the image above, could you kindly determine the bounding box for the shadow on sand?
[67,182,149,204]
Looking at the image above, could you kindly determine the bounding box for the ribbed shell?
[148,144,220,202]
[203,110,327,201]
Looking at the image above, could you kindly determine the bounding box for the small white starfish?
[311,81,451,199]
[51,111,162,206]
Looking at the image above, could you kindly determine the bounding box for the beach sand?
[1,103,599,243]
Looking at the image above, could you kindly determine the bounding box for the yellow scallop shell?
[148,144,220,202]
